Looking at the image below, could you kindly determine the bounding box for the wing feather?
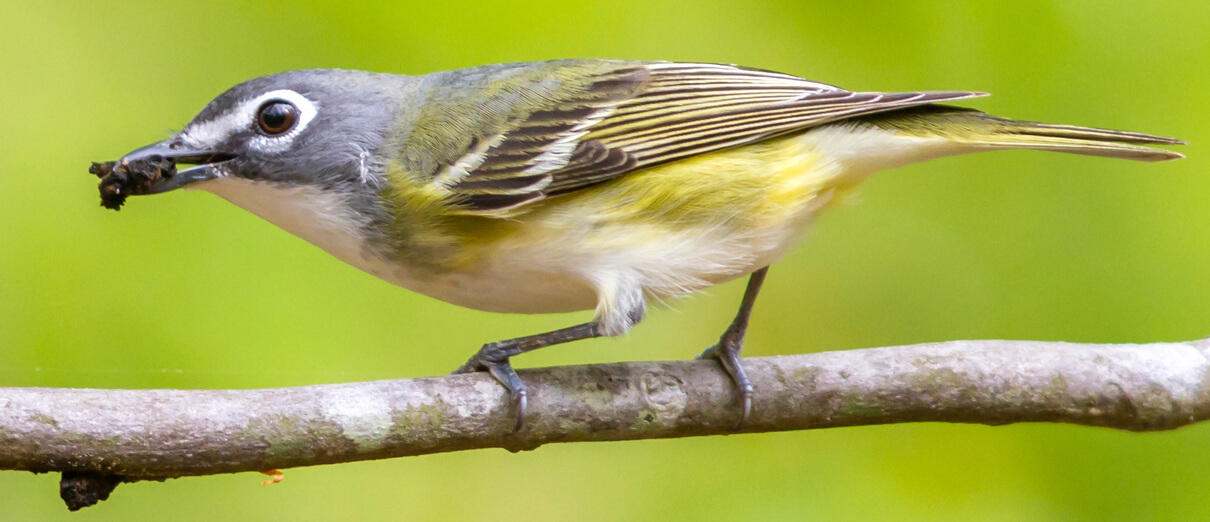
[440,62,985,214]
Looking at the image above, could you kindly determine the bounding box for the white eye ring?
[180,89,318,153]
[246,90,318,152]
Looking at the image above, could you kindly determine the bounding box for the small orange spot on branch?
[259,469,284,485]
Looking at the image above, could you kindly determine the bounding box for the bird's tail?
[854,104,1185,162]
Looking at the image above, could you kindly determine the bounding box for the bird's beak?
[117,138,235,194]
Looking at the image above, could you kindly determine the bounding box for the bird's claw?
[453,342,529,432]
[511,388,528,433]
[698,341,753,431]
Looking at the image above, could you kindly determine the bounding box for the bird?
[110,59,1185,431]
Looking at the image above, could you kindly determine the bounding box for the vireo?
[107,59,1184,430]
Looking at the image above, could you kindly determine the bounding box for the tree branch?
[4,338,1210,509]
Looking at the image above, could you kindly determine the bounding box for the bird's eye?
[256,101,300,135]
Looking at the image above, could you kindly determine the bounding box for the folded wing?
[436,62,985,215]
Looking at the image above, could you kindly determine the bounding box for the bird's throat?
[194,177,397,277]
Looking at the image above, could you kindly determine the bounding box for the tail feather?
[856,105,1185,162]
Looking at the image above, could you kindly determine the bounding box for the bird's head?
[119,69,412,194]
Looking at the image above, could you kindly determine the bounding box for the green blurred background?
[1,0,1207,520]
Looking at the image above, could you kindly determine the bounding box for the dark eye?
[256,101,299,135]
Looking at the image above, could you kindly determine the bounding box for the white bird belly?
[195,176,603,313]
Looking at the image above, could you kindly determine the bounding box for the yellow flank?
[584,133,844,226]
[384,130,854,278]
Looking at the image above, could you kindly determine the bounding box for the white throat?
[194,177,392,278]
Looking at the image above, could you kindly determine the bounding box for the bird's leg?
[455,322,602,431]
[698,266,768,430]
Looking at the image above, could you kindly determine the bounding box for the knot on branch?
[60,472,123,511]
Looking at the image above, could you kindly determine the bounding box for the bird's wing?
[427,62,984,215]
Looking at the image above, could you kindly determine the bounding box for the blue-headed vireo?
[105,59,1184,430]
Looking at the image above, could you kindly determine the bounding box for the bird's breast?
[193,176,601,313]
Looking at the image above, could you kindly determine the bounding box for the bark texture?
[2,339,1209,508]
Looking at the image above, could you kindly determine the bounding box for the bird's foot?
[697,337,753,430]
[454,340,528,432]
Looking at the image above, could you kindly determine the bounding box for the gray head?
[118,69,413,193]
